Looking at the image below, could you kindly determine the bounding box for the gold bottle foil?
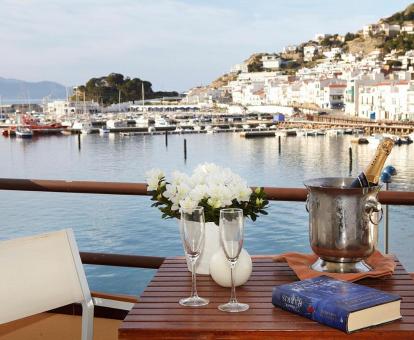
[364,137,394,184]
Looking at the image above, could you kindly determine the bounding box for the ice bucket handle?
[364,197,383,225]
[305,194,310,213]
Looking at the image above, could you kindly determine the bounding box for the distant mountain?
[0,77,66,102]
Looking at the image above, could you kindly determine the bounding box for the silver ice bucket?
[304,177,383,273]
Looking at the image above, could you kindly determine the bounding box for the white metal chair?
[0,229,94,340]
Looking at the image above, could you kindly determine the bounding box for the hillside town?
[185,17,414,122]
[2,5,414,131]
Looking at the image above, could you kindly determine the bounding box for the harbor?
[3,1,414,338]
[1,132,413,296]
[2,111,414,141]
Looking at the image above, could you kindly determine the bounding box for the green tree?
[71,73,178,105]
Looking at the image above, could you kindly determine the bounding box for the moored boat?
[351,137,369,144]
[72,120,94,134]
[15,126,33,138]
[327,129,344,136]
[99,127,110,135]
[305,129,317,136]
[20,115,64,134]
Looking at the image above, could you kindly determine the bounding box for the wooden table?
[119,256,414,339]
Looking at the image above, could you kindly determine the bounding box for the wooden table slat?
[119,256,414,339]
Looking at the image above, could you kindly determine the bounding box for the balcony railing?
[1,177,413,271]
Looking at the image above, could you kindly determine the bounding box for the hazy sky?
[0,0,413,91]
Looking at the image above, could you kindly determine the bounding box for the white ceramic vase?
[209,248,252,287]
[179,221,220,275]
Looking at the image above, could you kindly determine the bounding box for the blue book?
[272,275,401,333]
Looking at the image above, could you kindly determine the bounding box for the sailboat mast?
[118,90,121,113]
[142,82,145,107]
[83,92,86,117]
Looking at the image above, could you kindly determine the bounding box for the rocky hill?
[347,35,384,55]
[206,3,414,89]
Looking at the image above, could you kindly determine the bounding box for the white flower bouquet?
[145,163,268,225]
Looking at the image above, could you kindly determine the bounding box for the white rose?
[233,184,252,202]
[163,183,177,200]
[171,171,191,186]
[145,168,165,191]
[207,197,222,209]
[207,185,233,208]
[189,184,208,202]
[179,196,199,213]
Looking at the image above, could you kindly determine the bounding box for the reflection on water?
[0,133,413,295]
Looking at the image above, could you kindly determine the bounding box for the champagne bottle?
[350,137,394,188]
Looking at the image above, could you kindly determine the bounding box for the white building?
[46,100,101,118]
[357,80,414,120]
[282,45,297,53]
[323,47,343,60]
[322,84,346,109]
[380,23,401,37]
[262,55,282,70]
[363,23,400,37]
[230,62,249,73]
[402,22,414,34]
[304,45,319,62]
[344,72,385,116]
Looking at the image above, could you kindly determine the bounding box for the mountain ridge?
[0,77,67,101]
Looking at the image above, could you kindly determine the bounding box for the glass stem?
[190,257,198,298]
[229,261,237,304]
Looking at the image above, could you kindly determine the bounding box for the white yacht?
[106,119,128,129]
[296,129,306,136]
[15,126,33,138]
[367,133,397,147]
[99,127,110,135]
[154,117,174,129]
[135,116,149,128]
[72,121,93,134]
[327,129,344,136]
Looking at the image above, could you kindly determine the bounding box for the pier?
[2,115,414,138]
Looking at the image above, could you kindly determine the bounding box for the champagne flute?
[179,206,209,307]
[218,208,249,312]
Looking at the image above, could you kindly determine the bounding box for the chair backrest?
[0,229,93,340]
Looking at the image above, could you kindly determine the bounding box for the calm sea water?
[0,132,413,296]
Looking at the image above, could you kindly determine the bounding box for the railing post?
[381,165,397,255]
[384,182,389,254]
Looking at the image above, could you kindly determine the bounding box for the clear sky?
[0,0,413,91]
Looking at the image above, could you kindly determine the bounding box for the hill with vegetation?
[383,4,414,24]
[207,3,414,87]
[75,73,179,105]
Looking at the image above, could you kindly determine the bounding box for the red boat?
[20,115,65,135]
[22,115,63,130]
